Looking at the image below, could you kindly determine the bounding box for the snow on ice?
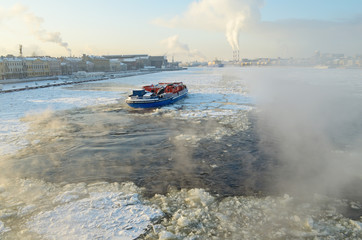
[28,191,163,240]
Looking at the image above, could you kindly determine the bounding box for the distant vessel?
[125,82,188,108]
[208,59,224,67]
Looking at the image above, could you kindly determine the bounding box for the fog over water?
[251,68,362,200]
[0,67,361,239]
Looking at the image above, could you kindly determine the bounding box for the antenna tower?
[19,44,23,57]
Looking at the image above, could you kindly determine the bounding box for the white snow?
[28,192,163,240]
[0,221,11,234]
[0,179,163,239]
[148,189,362,239]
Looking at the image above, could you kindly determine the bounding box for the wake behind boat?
[125,82,188,108]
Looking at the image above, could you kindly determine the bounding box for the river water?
[0,67,361,239]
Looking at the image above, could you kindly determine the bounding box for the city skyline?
[1,0,362,61]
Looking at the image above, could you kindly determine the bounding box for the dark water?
[4,98,362,211]
[7,100,361,223]
[5,104,276,198]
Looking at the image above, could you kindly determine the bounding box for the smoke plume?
[226,15,245,51]
[154,0,263,51]
[4,4,71,55]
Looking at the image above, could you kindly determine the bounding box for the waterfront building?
[0,56,26,80]
[42,57,61,76]
[24,58,50,78]
[82,55,110,72]
[149,56,167,68]
[0,59,4,80]
[103,55,166,70]
[121,57,138,70]
[109,59,127,71]
[60,57,87,75]
[86,61,94,72]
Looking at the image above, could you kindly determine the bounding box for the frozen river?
[0,67,361,239]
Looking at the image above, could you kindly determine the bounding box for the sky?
[0,0,362,62]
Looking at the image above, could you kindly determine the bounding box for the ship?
[125,82,188,108]
[208,59,224,67]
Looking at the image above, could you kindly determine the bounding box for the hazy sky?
[1,0,361,61]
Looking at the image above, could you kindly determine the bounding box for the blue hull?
[126,92,187,108]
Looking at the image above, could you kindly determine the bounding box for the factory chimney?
[233,50,239,64]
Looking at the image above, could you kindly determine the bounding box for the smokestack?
[233,50,239,63]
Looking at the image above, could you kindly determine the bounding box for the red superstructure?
[143,82,186,94]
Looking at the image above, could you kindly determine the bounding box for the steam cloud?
[154,0,263,51]
[226,15,245,51]
[250,69,362,199]
[161,35,206,61]
[154,1,362,57]
[2,4,71,55]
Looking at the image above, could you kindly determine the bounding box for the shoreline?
[0,68,186,93]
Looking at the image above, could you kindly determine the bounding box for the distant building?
[60,62,71,75]
[24,58,50,78]
[60,57,87,75]
[0,56,25,79]
[121,58,138,70]
[103,54,147,70]
[103,55,167,70]
[83,55,110,72]
[119,62,127,71]
[0,56,62,79]
[109,59,127,71]
[43,57,61,76]
[0,59,5,80]
[86,61,94,72]
[149,56,167,68]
